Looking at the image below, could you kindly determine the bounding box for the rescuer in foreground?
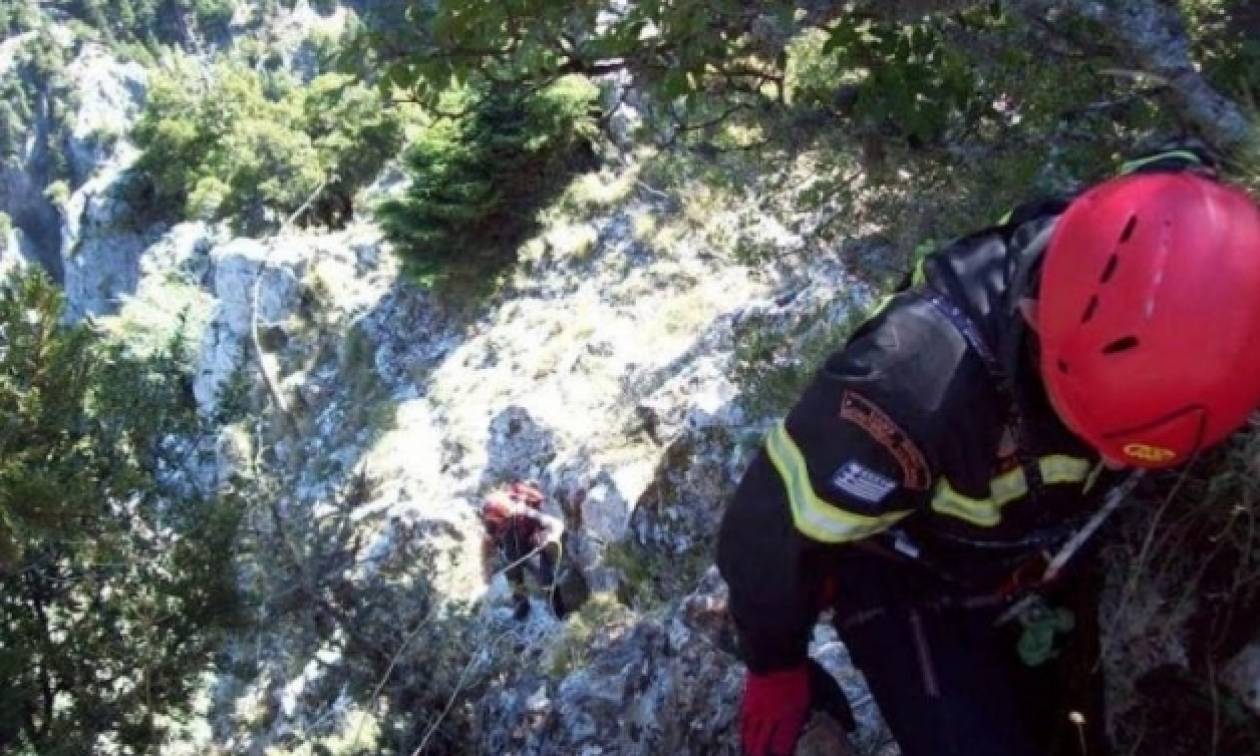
[717,148,1260,756]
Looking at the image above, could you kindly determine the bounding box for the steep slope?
[15,3,1260,753]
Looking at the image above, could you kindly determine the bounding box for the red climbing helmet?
[481,493,515,527]
[1038,171,1260,468]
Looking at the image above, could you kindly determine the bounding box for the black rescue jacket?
[717,148,1210,673]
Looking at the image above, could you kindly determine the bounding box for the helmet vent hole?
[1101,255,1119,284]
[1119,216,1138,243]
[1101,336,1139,355]
[1081,296,1099,323]
[1058,359,1070,374]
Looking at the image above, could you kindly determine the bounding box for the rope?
[346,529,566,753]
[410,625,519,755]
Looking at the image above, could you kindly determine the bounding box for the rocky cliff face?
[11,3,1260,754]
[0,29,66,278]
[34,24,887,740]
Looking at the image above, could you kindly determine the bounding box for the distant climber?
[717,146,1260,755]
[481,481,566,620]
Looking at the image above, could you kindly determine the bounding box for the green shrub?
[0,269,243,753]
[731,304,864,421]
[377,76,599,280]
[0,0,41,36]
[132,61,405,233]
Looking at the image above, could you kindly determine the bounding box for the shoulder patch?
[838,391,930,491]
[830,461,897,505]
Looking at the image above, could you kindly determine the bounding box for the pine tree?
[0,270,242,753]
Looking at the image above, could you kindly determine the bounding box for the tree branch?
[1009,0,1254,151]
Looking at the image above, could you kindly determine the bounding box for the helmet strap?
[923,289,1046,501]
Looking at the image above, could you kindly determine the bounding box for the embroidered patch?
[831,461,898,505]
[838,391,930,491]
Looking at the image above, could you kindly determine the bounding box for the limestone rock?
[475,568,744,755]
[63,44,147,181]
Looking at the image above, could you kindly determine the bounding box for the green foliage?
[0,96,27,165]
[545,595,632,677]
[731,305,863,420]
[1104,427,1260,754]
[354,0,797,107]
[302,73,407,227]
[349,1,1011,148]
[602,538,709,612]
[785,29,846,107]
[51,0,237,47]
[0,269,243,752]
[819,17,987,144]
[1182,0,1260,101]
[377,77,599,280]
[132,60,405,233]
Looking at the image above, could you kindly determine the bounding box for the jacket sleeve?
[718,315,939,672]
[718,451,831,673]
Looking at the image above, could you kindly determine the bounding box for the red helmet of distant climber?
[1038,171,1260,468]
[481,493,516,528]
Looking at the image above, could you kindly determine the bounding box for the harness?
[921,290,1046,503]
[874,224,1128,605]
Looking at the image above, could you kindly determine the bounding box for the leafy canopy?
[0,270,242,754]
[132,58,405,233]
[356,0,801,106]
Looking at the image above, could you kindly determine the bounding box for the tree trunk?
[1009,0,1253,150]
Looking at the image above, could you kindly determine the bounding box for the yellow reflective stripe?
[867,293,895,320]
[765,422,913,543]
[911,256,928,286]
[997,209,1014,225]
[1119,150,1203,175]
[931,455,1092,528]
[1041,455,1091,484]
[910,241,935,286]
[932,479,1004,527]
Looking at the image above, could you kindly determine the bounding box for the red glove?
[739,665,810,756]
